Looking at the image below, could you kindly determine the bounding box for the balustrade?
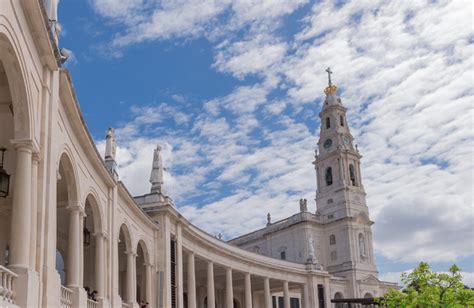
[87,298,98,308]
[0,265,17,305]
[60,285,73,308]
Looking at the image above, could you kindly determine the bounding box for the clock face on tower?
[324,138,333,149]
[343,136,351,145]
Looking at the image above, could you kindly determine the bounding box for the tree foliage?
[378,262,474,307]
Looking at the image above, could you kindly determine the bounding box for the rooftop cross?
[325,67,333,86]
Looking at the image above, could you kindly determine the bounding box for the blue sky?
[58,0,473,286]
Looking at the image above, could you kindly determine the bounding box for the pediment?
[359,274,380,285]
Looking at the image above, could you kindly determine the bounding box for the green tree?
[378,262,474,307]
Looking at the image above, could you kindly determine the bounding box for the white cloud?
[91,0,474,267]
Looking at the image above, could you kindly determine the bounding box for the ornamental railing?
[60,285,72,308]
[0,265,17,305]
[87,298,98,308]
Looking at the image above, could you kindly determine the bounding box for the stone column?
[301,284,310,308]
[145,263,153,305]
[263,277,271,308]
[177,224,184,308]
[207,261,215,308]
[9,142,33,269]
[244,273,252,308]
[283,281,290,308]
[187,252,196,308]
[126,251,136,303]
[95,232,105,298]
[29,153,39,270]
[66,205,82,287]
[226,268,233,308]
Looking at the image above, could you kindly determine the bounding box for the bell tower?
[314,68,378,295]
[314,68,367,220]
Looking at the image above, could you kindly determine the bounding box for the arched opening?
[56,153,79,288]
[136,240,149,304]
[325,117,331,129]
[349,164,357,186]
[83,194,102,301]
[325,167,333,186]
[340,115,344,126]
[0,33,32,270]
[364,292,373,298]
[334,292,344,308]
[118,224,132,303]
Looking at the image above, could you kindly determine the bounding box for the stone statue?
[104,128,116,161]
[44,0,61,42]
[266,213,271,226]
[150,145,165,193]
[299,198,308,212]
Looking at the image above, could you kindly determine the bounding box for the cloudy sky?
[59,0,473,286]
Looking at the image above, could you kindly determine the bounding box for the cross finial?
[325,67,333,86]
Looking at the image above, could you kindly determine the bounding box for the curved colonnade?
[0,1,331,307]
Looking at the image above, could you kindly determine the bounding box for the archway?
[56,152,79,288]
[364,292,373,298]
[118,224,132,303]
[136,240,149,304]
[0,33,32,270]
[83,194,103,299]
[334,292,344,308]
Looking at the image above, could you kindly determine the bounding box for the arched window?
[325,167,333,186]
[359,233,367,257]
[340,115,344,126]
[325,117,331,129]
[349,164,357,186]
[330,235,336,245]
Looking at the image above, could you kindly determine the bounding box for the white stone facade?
[0,2,396,308]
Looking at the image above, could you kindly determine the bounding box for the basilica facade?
[0,1,396,308]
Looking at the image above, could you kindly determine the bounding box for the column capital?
[93,231,108,239]
[32,152,41,164]
[143,262,153,268]
[10,139,39,153]
[66,204,84,214]
[125,250,137,257]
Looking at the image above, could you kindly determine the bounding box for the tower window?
[340,115,344,126]
[349,164,357,186]
[359,233,367,257]
[330,235,336,245]
[330,251,337,260]
[280,251,286,260]
[325,117,331,129]
[325,167,333,186]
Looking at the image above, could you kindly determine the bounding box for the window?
[327,198,333,204]
[349,164,357,186]
[325,117,331,129]
[359,233,367,257]
[330,234,336,245]
[280,251,286,260]
[330,251,337,260]
[328,214,334,219]
[340,115,344,126]
[325,167,333,186]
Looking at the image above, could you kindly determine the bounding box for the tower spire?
[150,144,165,194]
